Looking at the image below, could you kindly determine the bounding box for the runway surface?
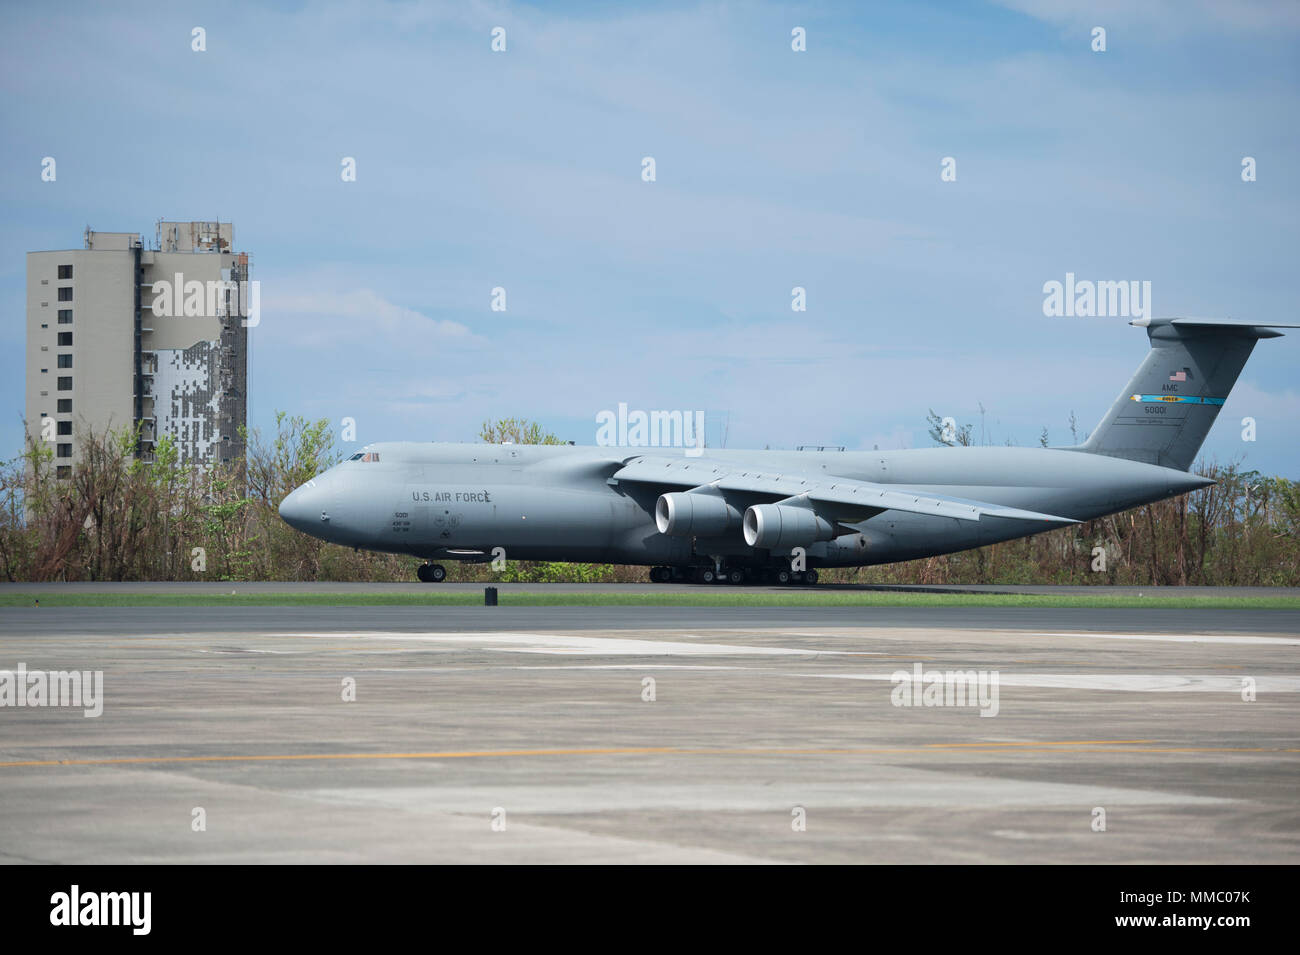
[1,603,1297,863]
[6,581,1299,598]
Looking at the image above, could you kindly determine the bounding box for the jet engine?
[742,503,835,549]
[655,492,741,537]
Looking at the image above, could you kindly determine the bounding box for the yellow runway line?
[2,739,1297,769]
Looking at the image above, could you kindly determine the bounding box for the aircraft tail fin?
[1077,317,1297,471]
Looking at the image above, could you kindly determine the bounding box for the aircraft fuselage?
[279,442,1209,570]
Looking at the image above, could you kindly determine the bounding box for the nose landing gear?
[416,563,447,583]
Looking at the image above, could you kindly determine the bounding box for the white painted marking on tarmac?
[511,664,746,671]
[805,672,1300,692]
[195,647,290,655]
[1029,632,1300,645]
[302,774,1229,813]
[268,631,840,657]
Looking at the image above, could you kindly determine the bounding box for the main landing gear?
[647,565,819,586]
[766,568,817,586]
[416,562,447,583]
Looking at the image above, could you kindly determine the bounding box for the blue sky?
[2,0,1298,472]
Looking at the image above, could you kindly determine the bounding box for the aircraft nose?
[279,481,327,533]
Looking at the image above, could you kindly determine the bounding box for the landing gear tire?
[727,568,745,585]
[700,568,716,584]
[649,566,671,583]
[803,569,818,586]
[776,569,791,585]
[418,563,447,583]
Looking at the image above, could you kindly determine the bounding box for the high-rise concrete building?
[25,221,250,477]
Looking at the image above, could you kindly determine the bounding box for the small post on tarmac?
[484,586,498,607]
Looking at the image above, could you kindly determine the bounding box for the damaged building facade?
[25,220,250,476]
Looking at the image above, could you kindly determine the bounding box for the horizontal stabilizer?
[1162,317,1300,329]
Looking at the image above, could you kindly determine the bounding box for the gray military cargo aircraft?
[280,317,1295,584]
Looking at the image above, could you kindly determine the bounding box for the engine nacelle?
[743,504,835,549]
[655,492,741,537]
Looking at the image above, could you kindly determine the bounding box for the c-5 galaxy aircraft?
[280,317,1294,584]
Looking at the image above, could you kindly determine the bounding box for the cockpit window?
[348,453,364,460]
[348,452,380,462]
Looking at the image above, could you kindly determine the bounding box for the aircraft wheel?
[803,569,818,585]
[776,569,791,585]
[700,568,716,584]
[416,563,431,582]
[727,568,745,585]
[428,563,447,583]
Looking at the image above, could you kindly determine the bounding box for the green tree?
[479,417,564,445]
[925,409,972,447]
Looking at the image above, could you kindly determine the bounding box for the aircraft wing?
[610,456,1078,524]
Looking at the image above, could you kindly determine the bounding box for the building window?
[40,368,47,374]
[57,420,71,435]
[57,309,72,323]
[57,377,71,391]
[58,264,73,279]
[57,287,72,301]
[56,443,71,458]
[41,324,48,330]
[58,332,72,346]
[56,466,71,480]
[57,399,71,413]
[57,354,72,368]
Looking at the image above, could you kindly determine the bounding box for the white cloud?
[992,0,1300,33]
[264,285,484,348]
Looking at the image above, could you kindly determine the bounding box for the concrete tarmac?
[1,603,1296,863]
[5,581,1299,598]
